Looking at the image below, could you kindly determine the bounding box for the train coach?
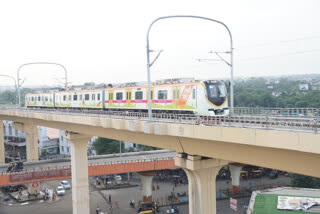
[25,78,229,116]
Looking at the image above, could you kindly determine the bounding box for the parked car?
[56,186,65,196]
[60,181,71,190]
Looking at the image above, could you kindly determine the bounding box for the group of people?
[166,204,179,213]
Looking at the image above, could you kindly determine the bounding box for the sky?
[0,0,319,88]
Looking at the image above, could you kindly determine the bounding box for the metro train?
[25,78,229,116]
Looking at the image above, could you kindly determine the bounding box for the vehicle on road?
[7,161,23,172]
[60,181,71,189]
[56,186,65,196]
[138,202,159,213]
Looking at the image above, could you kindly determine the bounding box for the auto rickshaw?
[137,202,158,214]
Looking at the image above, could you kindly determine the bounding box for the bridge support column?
[0,121,4,164]
[138,171,155,202]
[65,132,91,214]
[13,122,38,162]
[175,153,227,214]
[229,164,242,194]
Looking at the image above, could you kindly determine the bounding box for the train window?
[79,94,83,100]
[192,88,196,99]
[135,91,143,100]
[85,94,89,101]
[173,89,176,100]
[45,96,48,101]
[73,95,78,101]
[92,94,95,101]
[158,90,167,100]
[97,93,100,101]
[69,95,72,101]
[31,97,34,101]
[151,91,153,100]
[177,89,180,99]
[63,95,67,101]
[116,92,123,100]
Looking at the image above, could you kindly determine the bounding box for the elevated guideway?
[1,106,320,214]
[1,107,319,177]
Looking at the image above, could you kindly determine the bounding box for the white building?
[59,130,97,156]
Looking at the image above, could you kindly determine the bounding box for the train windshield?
[204,81,227,106]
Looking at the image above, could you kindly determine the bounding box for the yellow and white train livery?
[25,79,229,116]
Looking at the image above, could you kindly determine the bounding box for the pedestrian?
[166,209,170,214]
[115,200,119,208]
[109,194,111,202]
[157,184,160,190]
[96,206,101,214]
[27,191,30,199]
[171,207,175,213]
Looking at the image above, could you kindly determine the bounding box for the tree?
[92,138,124,155]
[138,145,159,151]
[83,82,95,86]
[290,174,320,188]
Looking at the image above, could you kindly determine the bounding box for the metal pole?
[17,62,68,107]
[0,74,18,107]
[146,15,234,120]
[119,141,122,157]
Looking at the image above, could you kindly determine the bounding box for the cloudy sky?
[0,0,319,87]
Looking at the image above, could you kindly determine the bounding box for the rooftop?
[248,187,320,214]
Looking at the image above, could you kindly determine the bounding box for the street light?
[0,74,18,107]
[17,62,68,107]
[146,15,234,121]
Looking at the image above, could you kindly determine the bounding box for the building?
[59,130,97,156]
[2,120,97,161]
[247,187,320,213]
[38,126,60,156]
[3,120,26,161]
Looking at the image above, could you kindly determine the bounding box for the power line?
[240,49,320,61]
[236,35,320,49]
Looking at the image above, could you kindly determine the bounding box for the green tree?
[92,138,124,155]
[138,145,159,151]
[41,149,47,157]
[290,174,320,188]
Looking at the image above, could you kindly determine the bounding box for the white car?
[60,181,71,190]
[56,186,65,196]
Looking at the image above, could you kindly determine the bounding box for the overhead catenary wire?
[235,35,320,49]
[239,48,320,61]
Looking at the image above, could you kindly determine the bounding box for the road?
[0,173,290,214]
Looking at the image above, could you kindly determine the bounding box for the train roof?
[26,78,225,95]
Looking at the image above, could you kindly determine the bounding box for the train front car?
[199,80,229,116]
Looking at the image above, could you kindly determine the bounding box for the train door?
[108,90,114,107]
[125,89,132,107]
[171,86,181,109]
[172,86,178,108]
[146,88,154,108]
